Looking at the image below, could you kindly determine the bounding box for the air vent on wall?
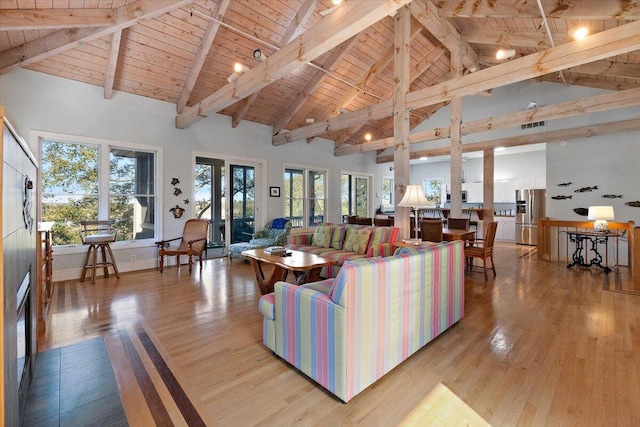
[521,121,545,130]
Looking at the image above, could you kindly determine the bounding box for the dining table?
[442,228,476,242]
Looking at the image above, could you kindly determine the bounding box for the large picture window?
[284,167,326,227]
[40,135,160,246]
[342,173,370,218]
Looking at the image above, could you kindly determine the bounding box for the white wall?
[0,69,374,280]
[3,70,640,278]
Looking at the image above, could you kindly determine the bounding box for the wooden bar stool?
[79,220,120,284]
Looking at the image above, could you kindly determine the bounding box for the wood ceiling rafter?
[232,0,317,128]
[273,18,640,146]
[337,86,640,157]
[0,0,194,75]
[376,117,640,163]
[336,45,447,147]
[176,0,231,114]
[271,35,358,135]
[433,1,640,20]
[104,30,122,99]
[0,8,117,31]
[176,0,413,129]
[567,60,640,79]
[460,28,571,48]
[535,74,640,91]
[408,0,478,72]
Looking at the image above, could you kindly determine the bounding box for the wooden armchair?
[464,221,498,280]
[156,219,209,273]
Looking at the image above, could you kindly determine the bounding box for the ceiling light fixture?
[253,49,266,62]
[573,27,589,40]
[364,133,372,142]
[496,48,516,60]
[234,62,249,74]
[227,72,239,83]
[332,0,343,5]
[306,118,315,124]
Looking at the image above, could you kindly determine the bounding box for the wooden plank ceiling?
[1,0,640,162]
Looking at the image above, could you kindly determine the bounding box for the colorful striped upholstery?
[286,224,399,278]
[259,240,465,402]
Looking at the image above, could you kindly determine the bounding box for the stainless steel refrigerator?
[515,189,546,245]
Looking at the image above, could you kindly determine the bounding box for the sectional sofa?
[258,241,465,402]
[286,223,399,278]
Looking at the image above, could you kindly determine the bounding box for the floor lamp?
[397,184,430,243]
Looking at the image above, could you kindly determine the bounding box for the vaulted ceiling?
[2,0,640,162]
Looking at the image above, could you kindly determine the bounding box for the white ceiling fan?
[320,0,346,17]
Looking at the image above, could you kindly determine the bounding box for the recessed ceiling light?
[364,133,372,142]
[573,27,589,40]
[332,0,343,5]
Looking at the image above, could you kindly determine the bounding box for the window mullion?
[100,144,110,220]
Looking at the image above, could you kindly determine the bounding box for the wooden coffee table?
[241,248,338,295]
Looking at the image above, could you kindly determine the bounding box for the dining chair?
[374,217,394,226]
[355,217,373,225]
[447,217,470,230]
[420,219,443,242]
[464,221,498,280]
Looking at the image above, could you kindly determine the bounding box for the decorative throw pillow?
[330,225,347,249]
[343,228,372,254]
[312,225,332,247]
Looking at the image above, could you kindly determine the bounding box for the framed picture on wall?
[270,186,281,197]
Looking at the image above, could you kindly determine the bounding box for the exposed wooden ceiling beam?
[335,87,640,156]
[326,22,423,122]
[567,60,640,79]
[233,0,316,128]
[335,46,446,146]
[176,0,412,129]
[536,74,640,91]
[176,0,230,114]
[376,117,640,163]
[0,0,193,75]
[273,18,640,145]
[104,30,122,100]
[0,8,116,31]
[272,36,358,135]
[460,29,570,48]
[408,0,478,71]
[433,1,640,20]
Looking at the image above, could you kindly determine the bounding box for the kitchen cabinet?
[517,176,546,189]
[494,180,517,203]
[495,216,516,241]
[464,182,483,203]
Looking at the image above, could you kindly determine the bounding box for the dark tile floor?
[25,337,128,427]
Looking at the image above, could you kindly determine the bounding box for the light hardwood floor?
[39,243,640,426]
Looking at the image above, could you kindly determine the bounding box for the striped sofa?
[258,240,465,402]
[287,224,399,278]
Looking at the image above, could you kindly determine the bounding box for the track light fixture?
[253,49,267,62]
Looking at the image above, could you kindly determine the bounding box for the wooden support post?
[449,44,463,218]
[393,7,411,239]
[482,148,494,231]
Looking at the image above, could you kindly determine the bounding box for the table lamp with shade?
[588,206,615,232]
[397,184,430,243]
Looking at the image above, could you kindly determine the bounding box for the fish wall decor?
[602,194,623,198]
[573,208,589,216]
[557,182,572,187]
[574,186,598,193]
[551,195,572,200]
[626,201,640,208]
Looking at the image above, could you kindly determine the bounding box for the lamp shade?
[397,184,429,208]
[587,206,615,220]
